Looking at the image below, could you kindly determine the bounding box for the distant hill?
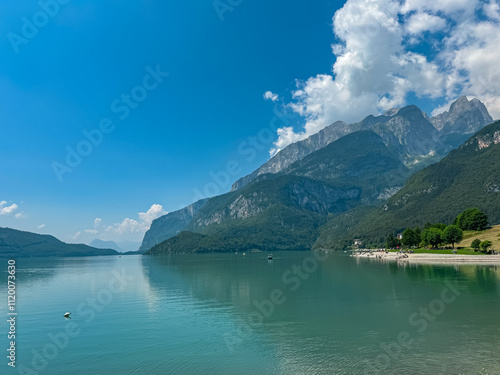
[115,240,140,252]
[314,120,500,248]
[90,239,123,252]
[89,239,140,253]
[0,227,119,257]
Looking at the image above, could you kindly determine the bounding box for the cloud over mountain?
[272,0,500,155]
[78,204,168,242]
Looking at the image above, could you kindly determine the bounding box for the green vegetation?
[443,225,463,249]
[147,204,325,254]
[388,221,468,251]
[386,234,401,249]
[315,121,500,249]
[454,208,489,231]
[402,228,420,247]
[422,227,444,248]
[471,239,482,252]
[480,240,493,253]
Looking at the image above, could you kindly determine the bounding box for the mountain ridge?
[314,119,500,249]
[0,227,119,257]
[140,97,493,252]
[231,96,492,191]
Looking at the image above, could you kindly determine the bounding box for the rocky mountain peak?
[430,96,493,133]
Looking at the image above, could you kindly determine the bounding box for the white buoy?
[63,312,71,318]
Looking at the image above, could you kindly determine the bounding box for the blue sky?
[1,0,499,244]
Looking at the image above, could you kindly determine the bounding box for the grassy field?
[457,224,500,250]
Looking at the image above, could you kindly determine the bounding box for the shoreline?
[352,251,500,265]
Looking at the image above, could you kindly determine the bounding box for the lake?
[2,252,500,374]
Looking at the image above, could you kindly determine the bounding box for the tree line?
[386,208,491,251]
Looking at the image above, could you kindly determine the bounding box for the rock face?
[363,105,440,165]
[431,96,493,134]
[139,199,208,252]
[187,130,409,231]
[232,98,492,192]
[231,121,351,190]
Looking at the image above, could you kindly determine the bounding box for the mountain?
[431,96,493,134]
[116,240,140,252]
[232,97,492,191]
[314,120,500,249]
[0,227,119,257]
[89,239,141,252]
[90,239,123,252]
[146,130,410,254]
[141,98,493,253]
[139,199,208,252]
[231,121,351,190]
[432,96,493,152]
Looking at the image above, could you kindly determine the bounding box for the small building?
[354,239,363,247]
[397,233,403,240]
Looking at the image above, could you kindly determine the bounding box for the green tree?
[414,227,422,247]
[422,228,443,248]
[386,234,401,249]
[386,234,396,249]
[455,208,489,231]
[402,228,416,248]
[471,239,481,252]
[432,223,447,231]
[480,240,493,253]
[424,222,432,230]
[443,225,463,249]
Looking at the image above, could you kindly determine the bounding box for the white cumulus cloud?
[0,200,25,218]
[270,0,500,154]
[263,91,279,102]
[406,12,447,34]
[1,202,18,216]
[81,204,168,242]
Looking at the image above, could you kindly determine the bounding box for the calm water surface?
[2,252,500,374]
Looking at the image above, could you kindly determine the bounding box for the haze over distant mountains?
[90,239,140,253]
[142,97,495,254]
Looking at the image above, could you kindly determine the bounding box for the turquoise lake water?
[2,252,500,374]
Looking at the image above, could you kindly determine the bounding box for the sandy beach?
[352,251,500,265]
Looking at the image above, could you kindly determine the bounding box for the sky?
[0,0,499,245]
